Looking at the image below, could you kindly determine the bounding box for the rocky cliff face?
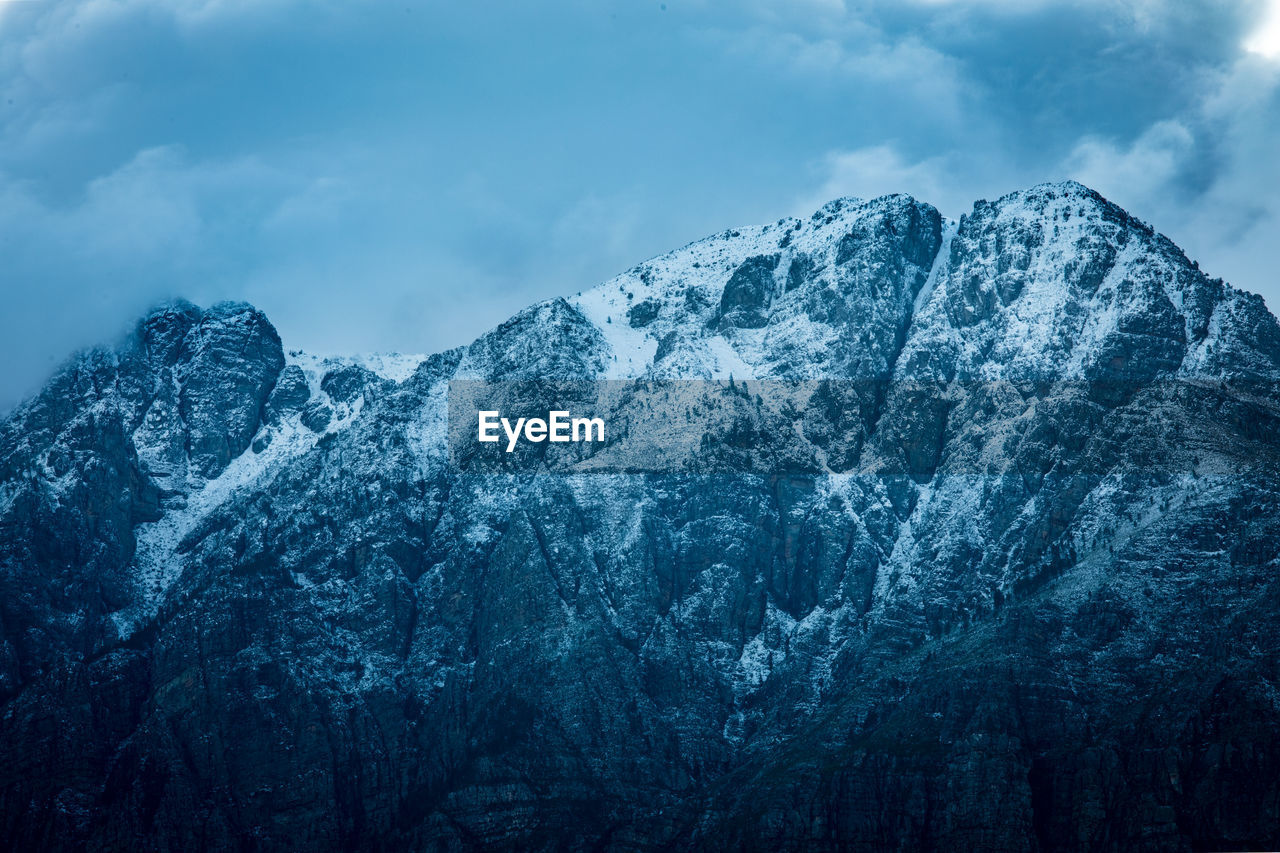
[2,182,1279,851]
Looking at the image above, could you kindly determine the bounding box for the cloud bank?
[0,0,1277,409]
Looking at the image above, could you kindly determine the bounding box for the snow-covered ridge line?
[287,350,427,384]
[567,192,949,382]
[100,181,1280,636]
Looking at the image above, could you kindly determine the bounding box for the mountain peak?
[5,182,1280,851]
[977,180,1124,222]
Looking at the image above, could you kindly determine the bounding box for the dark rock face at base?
[2,183,1280,851]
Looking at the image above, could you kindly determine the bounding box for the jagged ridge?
[2,183,1279,851]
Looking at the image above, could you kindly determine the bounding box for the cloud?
[1063,121,1198,211]
[0,144,312,409]
[1245,0,1280,59]
[0,144,296,272]
[791,12,1280,314]
[1,0,1278,412]
[1054,52,1280,304]
[694,7,974,131]
[795,146,975,218]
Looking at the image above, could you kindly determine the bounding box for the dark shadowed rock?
[177,302,286,478]
[629,298,662,328]
[266,364,311,422]
[718,254,781,329]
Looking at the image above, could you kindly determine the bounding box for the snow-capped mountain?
[2,182,1279,850]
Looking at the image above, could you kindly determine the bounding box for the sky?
[1,0,1278,411]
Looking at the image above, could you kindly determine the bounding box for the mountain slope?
[2,182,1279,851]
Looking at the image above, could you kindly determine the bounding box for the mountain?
[2,181,1279,851]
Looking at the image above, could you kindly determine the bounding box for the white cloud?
[699,21,974,137]
[1063,120,1196,212]
[1245,0,1280,59]
[796,144,1028,219]
[797,146,953,215]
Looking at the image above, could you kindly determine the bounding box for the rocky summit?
[2,182,1280,851]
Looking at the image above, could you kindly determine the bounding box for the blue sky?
[1,0,1278,410]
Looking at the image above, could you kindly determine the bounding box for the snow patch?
[287,350,427,385]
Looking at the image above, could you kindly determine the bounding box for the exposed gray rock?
[320,363,387,405]
[718,254,781,329]
[176,302,286,478]
[266,364,311,421]
[299,400,333,432]
[629,298,662,328]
